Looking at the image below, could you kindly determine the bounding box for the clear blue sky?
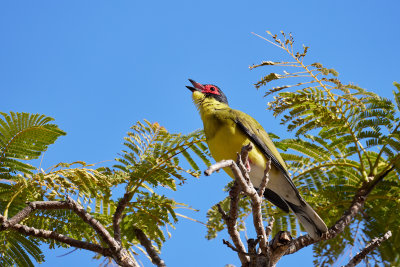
[1,1,399,266]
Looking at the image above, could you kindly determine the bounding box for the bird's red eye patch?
[203,84,221,95]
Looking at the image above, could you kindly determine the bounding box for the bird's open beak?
[186,79,205,92]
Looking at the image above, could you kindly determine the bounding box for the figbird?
[186,79,328,239]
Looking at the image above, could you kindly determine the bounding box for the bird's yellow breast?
[205,115,267,178]
[193,93,267,178]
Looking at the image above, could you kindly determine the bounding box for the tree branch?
[344,231,392,267]
[133,227,166,267]
[113,191,133,244]
[285,165,396,256]
[265,217,275,239]
[2,219,113,257]
[64,196,121,252]
[258,159,272,197]
[206,143,396,266]
[205,143,273,263]
[206,158,249,266]
[222,239,244,253]
[227,181,250,265]
[0,197,140,267]
[236,145,269,255]
[1,201,69,229]
[204,159,236,176]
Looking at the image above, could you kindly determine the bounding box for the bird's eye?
[210,87,215,91]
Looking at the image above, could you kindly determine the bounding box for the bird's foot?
[246,160,251,172]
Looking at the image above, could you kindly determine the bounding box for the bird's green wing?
[229,109,305,203]
[229,109,288,174]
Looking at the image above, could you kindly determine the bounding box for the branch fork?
[205,144,275,266]
[204,144,393,267]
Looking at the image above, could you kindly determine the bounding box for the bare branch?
[133,227,166,267]
[227,181,250,265]
[343,231,392,267]
[258,159,271,197]
[248,194,268,255]
[204,159,236,176]
[237,146,269,255]
[265,217,275,239]
[269,231,293,266]
[205,144,271,261]
[1,198,121,253]
[208,164,249,265]
[206,143,396,266]
[248,238,260,266]
[240,143,253,168]
[222,239,243,253]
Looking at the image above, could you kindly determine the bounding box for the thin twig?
[216,203,228,220]
[265,217,275,239]
[227,181,250,265]
[343,231,392,267]
[258,159,272,197]
[204,160,236,176]
[222,239,242,253]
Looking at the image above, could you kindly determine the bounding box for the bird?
[186,78,328,239]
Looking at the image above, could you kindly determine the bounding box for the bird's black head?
[186,79,228,105]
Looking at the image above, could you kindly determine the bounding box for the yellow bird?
[186,79,328,239]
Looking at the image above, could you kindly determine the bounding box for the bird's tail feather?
[286,200,328,240]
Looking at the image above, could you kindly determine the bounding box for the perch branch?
[205,143,272,261]
[204,159,236,176]
[205,142,396,266]
[227,181,249,265]
[209,161,249,265]
[236,145,269,255]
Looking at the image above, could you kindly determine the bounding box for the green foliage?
[0,114,210,266]
[0,112,65,265]
[206,31,400,266]
[0,112,66,179]
[0,231,44,267]
[112,120,210,252]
